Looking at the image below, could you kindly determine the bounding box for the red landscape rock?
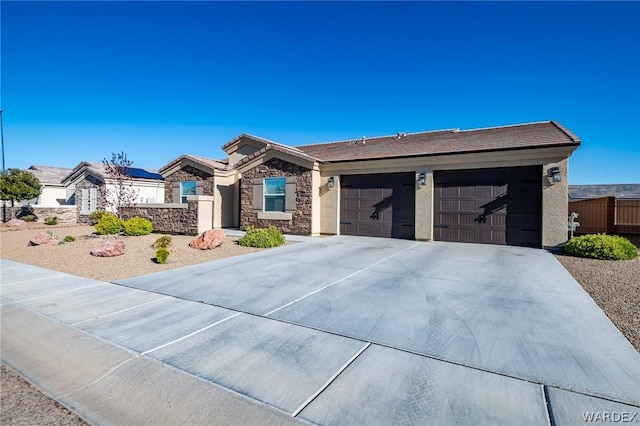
[189,229,226,250]
[91,240,126,257]
[28,232,59,246]
[4,218,27,228]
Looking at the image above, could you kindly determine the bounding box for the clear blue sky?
[1,1,638,184]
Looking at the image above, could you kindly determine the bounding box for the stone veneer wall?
[241,158,312,235]
[120,202,198,234]
[164,166,215,203]
[33,206,78,224]
[75,176,103,223]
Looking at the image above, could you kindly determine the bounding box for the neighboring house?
[26,165,74,206]
[217,120,579,248]
[61,161,164,222]
[569,184,640,200]
[159,154,237,228]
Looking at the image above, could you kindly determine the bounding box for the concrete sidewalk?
[1,237,639,425]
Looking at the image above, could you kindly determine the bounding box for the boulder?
[91,240,126,257]
[189,229,225,250]
[28,232,59,246]
[4,218,27,228]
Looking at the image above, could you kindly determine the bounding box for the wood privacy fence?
[568,197,640,235]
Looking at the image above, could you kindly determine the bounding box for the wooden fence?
[568,197,640,235]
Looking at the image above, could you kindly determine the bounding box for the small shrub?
[95,212,123,235]
[152,235,172,249]
[46,230,59,240]
[123,217,153,236]
[238,226,285,248]
[155,247,170,264]
[21,214,36,222]
[564,234,638,260]
[17,205,36,221]
[62,235,75,243]
[44,216,58,225]
[89,210,109,223]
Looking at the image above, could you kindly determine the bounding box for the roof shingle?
[296,121,580,162]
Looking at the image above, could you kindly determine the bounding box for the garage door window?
[264,177,286,212]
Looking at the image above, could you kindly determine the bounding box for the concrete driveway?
[1,236,639,425]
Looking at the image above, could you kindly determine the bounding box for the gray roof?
[27,165,74,184]
[569,184,640,200]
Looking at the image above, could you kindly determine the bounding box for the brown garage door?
[340,173,415,239]
[434,167,542,247]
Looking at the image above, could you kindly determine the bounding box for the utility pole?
[0,109,4,172]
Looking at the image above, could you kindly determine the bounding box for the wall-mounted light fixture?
[549,167,561,183]
[418,172,427,187]
[327,176,335,189]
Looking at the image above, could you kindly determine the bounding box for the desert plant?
[123,217,153,236]
[238,226,285,248]
[564,234,638,260]
[95,212,123,235]
[16,204,37,221]
[62,235,76,243]
[46,230,59,240]
[89,210,109,223]
[44,216,58,225]
[152,235,172,249]
[155,247,170,264]
[101,152,140,217]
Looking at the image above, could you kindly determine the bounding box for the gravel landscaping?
[0,224,268,282]
[555,252,640,352]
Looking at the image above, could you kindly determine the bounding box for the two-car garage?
[339,166,543,248]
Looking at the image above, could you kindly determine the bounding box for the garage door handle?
[434,225,449,229]
[340,222,352,225]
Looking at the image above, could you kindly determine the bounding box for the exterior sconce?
[549,167,562,183]
[327,176,335,189]
[418,172,427,187]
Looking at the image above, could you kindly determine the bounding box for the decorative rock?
[28,232,59,246]
[189,229,225,250]
[91,240,125,257]
[4,218,27,228]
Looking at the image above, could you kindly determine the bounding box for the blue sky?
[1,1,638,184]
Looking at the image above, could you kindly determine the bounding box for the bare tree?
[101,152,139,217]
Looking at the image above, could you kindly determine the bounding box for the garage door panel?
[434,167,541,248]
[340,173,415,239]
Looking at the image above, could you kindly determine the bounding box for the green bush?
[62,235,75,243]
[95,212,123,235]
[44,216,58,225]
[564,234,638,260]
[155,247,170,264]
[89,210,109,223]
[152,235,172,249]
[21,214,36,222]
[123,217,153,236]
[238,226,285,248]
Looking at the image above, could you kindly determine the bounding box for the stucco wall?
[164,166,214,203]
[542,159,569,247]
[36,186,69,207]
[240,158,312,235]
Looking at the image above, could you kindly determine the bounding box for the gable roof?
[159,154,228,175]
[569,184,640,200]
[27,165,74,184]
[296,121,580,162]
[233,140,320,169]
[62,161,162,184]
